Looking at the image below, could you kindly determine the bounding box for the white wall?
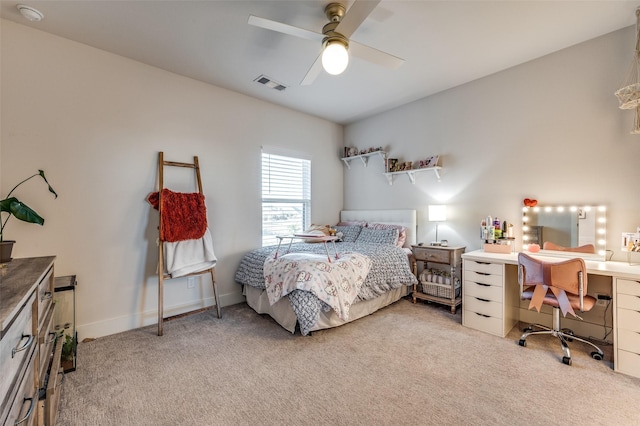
[0,20,344,339]
[344,26,640,261]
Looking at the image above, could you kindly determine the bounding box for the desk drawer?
[464,295,503,318]
[617,328,640,354]
[464,260,503,276]
[617,349,640,379]
[0,292,36,408]
[38,302,57,383]
[617,308,640,333]
[617,278,640,297]
[464,270,503,287]
[617,293,640,312]
[463,309,503,337]
[464,280,503,302]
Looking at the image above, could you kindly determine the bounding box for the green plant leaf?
[3,197,44,225]
[38,170,58,198]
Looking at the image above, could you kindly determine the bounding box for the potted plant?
[0,170,57,262]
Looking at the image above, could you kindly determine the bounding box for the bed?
[234,209,418,335]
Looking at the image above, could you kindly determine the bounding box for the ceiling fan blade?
[248,15,323,43]
[336,0,381,38]
[301,54,324,86]
[350,40,405,70]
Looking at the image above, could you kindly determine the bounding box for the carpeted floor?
[57,298,640,425]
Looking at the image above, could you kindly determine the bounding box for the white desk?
[461,249,640,378]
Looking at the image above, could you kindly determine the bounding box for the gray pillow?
[355,227,399,245]
[334,225,362,242]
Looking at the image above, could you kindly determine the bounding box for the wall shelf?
[341,150,386,169]
[383,166,442,185]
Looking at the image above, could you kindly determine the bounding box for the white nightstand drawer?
[464,280,503,302]
[617,279,640,297]
[463,310,503,336]
[617,308,640,333]
[464,295,503,318]
[617,293,640,312]
[617,349,640,378]
[464,260,503,276]
[464,270,503,287]
[617,328,640,354]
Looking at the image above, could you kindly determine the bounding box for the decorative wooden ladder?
[156,151,221,336]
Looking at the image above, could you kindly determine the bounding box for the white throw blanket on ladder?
[163,227,217,278]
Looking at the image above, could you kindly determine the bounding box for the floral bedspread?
[264,252,371,321]
[235,242,417,335]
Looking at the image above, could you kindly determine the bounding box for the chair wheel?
[518,339,527,347]
[522,326,532,332]
[561,328,574,342]
[591,351,603,361]
[562,356,572,366]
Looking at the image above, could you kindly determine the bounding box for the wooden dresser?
[1,257,63,426]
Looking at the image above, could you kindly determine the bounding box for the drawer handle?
[475,312,491,318]
[46,331,57,344]
[475,282,490,287]
[14,394,36,425]
[12,334,35,358]
[41,291,53,302]
[475,261,491,265]
[475,297,490,302]
[475,272,490,276]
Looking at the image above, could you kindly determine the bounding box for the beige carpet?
[57,299,640,425]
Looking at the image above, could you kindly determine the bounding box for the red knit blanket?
[147,189,207,242]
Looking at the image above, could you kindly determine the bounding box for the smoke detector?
[17,4,44,22]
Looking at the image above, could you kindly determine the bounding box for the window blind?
[261,152,311,246]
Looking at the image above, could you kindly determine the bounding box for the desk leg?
[323,242,332,263]
[274,239,283,259]
[331,241,339,260]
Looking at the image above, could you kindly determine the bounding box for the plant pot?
[0,240,15,263]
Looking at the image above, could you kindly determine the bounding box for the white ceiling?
[1,1,638,124]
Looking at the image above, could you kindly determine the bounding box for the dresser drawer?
[413,247,450,263]
[464,295,503,318]
[464,270,503,287]
[617,278,640,297]
[617,308,640,333]
[0,292,36,408]
[463,309,504,336]
[3,349,37,426]
[617,328,640,354]
[464,260,503,276]
[464,280,503,302]
[37,266,54,330]
[38,302,57,383]
[617,349,640,379]
[617,293,640,312]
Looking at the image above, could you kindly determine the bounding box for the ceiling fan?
[248,0,404,85]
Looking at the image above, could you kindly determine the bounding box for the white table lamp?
[429,205,447,246]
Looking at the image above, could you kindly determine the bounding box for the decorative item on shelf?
[0,170,58,263]
[615,8,640,133]
[385,158,398,173]
[428,204,447,246]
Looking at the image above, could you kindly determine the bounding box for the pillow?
[367,223,407,248]
[334,225,362,242]
[355,227,399,245]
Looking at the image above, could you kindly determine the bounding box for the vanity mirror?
[522,205,606,261]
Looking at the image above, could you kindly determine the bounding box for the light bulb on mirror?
[322,40,349,75]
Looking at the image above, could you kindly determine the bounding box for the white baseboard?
[77,291,246,340]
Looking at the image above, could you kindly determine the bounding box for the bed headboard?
[340,209,417,248]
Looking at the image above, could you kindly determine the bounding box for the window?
[261,150,311,246]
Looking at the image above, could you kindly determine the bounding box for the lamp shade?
[429,205,447,222]
[322,40,349,75]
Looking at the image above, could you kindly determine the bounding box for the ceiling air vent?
[254,75,287,91]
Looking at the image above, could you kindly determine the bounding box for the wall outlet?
[187,277,196,289]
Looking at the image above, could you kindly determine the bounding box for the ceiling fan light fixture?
[322,38,349,75]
